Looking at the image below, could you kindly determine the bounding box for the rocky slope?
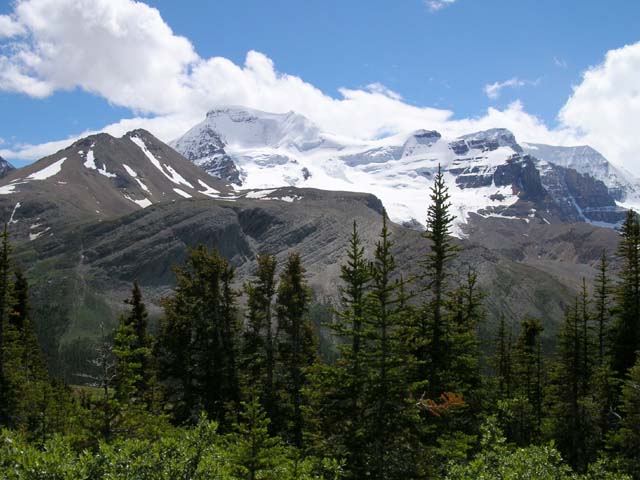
[0,129,232,241]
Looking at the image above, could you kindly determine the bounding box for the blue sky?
[1,0,640,172]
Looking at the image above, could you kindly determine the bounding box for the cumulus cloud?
[559,42,640,177]
[425,0,457,12]
[0,0,638,176]
[0,0,197,112]
[484,77,541,100]
[0,14,26,38]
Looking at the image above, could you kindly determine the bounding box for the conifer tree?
[114,281,152,404]
[448,267,484,397]
[241,254,277,420]
[593,251,611,367]
[494,315,513,401]
[229,395,286,480]
[510,316,544,445]
[546,299,600,471]
[113,289,151,412]
[157,246,241,425]
[306,221,373,477]
[363,212,420,479]
[0,224,11,425]
[611,209,640,379]
[608,357,640,478]
[422,164,459,396]
[275,252,316,447]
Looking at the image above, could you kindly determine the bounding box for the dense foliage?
[2,170,640,478]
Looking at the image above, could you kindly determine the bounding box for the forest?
[1,167,639,479]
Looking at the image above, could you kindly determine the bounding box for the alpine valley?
[0,106,632,380]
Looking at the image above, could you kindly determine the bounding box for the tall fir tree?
[607,357,640,478]
[546,298,600,471]
[594,251,612,367]
[241,253,278,422]
[422,164,459,397]
[448,266,484,398]
[363,212,421,479]
[509,316,544,445]
[114,281,153,404]
[493,315,513,401]
[306,221,373,477]
[0,224,12,425]
[157,246,241,426]
[611,210,640,379]
[275,252,316,447]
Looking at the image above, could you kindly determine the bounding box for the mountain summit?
[0,129,232,240]
[172,108,634,233]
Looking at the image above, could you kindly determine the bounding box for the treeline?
[1,167,640,478]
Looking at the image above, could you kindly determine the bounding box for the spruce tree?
[611,209,640,379]
[510,316,544,445]
[306,221,373,477]
[422,164,459,396]
[593,251,611,367]
[493,315,513,401]
[241,254,277,421]
[275,252,316,447]
[363,212,420,479]
[608,357,640,477]
[229,395,286,480]
[114,281,152,404]
[546,299,600,471]
[0,224,11,425]
[157,246,241,426]
[114,284,149,407]
[448,267,484,397]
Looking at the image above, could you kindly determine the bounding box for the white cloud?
[0,0,639,176]
[484,77,540,100]
[0,0,197,112]
[0,14,25,38]
[425,0,457,12]
[559,42,640,177]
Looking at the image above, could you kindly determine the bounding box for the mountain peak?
[459,128,523,153]
[0,156,14,179]
[181,106,323,152]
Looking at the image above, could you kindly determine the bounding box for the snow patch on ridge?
[27,157,66,180]
[130,135,194,189]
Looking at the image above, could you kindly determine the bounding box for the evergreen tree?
[306,221,373,477]
[0,224,12,425]
[157,246,241,426]
[241,254,278,421]
[421,164,459,397]
[448,266,484,398]
[594,251,612,367]
[608,357,640,478]
[611,210,640,379]
[493,315,513,401]
[363,212,421,479]
[509,316,544,445]
[546,299,600,471]
[114,281,153,405]
[229,395,287,480]
[274,252,316,447]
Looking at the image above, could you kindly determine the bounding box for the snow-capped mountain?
[172,106,632,233]
[522,142,640,208]
[0,156,15,179]
[0,129,232,240]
